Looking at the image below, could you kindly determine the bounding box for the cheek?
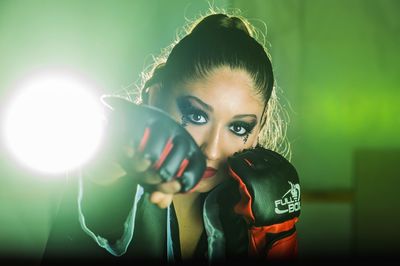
[225,134,256,154]
[249,127,261,148]
[223,126,261,155]
[182,125,209,147]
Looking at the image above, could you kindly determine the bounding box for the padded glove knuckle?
[101,96,206,192]
[228,147,301,226]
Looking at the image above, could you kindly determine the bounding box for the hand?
[225,146,301,258]
[101,96,206,206]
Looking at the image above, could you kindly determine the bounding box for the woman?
[42,11,301,264]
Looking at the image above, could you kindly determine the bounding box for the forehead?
[174,67,264,116]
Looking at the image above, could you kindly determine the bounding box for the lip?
[202,167,217,179]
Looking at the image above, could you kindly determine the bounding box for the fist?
[101,96,206,193]
[223,147,301,258]
[227,146,301,226]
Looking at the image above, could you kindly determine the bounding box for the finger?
[156,180,181,194]
[157,194,174,209]
[178,151,206,192]
[117,150,153,176]
[149,192,174,209]
[157,136,189,182]
[141,120,170,164]
[131,152,152,172]
[137,169,163,185]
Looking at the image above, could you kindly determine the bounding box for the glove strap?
[248,217,298,259]
[228,166,255,223]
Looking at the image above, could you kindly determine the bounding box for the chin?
[192,175,225,193]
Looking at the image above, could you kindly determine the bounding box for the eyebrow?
[232,114,258,120]
[182,95,258,121]
[181,95,213,112]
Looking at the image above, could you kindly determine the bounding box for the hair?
[128,9,290,158]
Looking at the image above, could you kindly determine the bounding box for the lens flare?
[2,72,104,175]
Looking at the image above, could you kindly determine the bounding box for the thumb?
[149,191,174,209]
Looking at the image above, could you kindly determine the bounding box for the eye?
[185,112,207,125]
[229,121,256,137]
[177,97,209,126]
[229,124,247,136]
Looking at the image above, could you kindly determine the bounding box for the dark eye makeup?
[177,97,208,126]
[176,96,257,143]
[229,120,256,136]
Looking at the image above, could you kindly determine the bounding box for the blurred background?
[0,0,399,263]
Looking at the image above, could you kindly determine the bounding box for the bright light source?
[3,72,105,175]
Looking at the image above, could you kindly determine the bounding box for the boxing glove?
[101,96,206,192]
[224,146,301,259]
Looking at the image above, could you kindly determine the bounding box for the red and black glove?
[101,96,206,192]
[225,146,301,259]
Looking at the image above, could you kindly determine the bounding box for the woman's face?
[150,66,265,193]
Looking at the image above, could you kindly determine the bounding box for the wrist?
[84,160,127,186]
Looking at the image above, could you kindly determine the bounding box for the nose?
[199,125,224,161]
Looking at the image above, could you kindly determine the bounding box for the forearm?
[77,169,146,257]
[79,173,138,241]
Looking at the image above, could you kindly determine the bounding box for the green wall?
[233,0,400,190]
[1,0,399,261]
[231,0,400,258]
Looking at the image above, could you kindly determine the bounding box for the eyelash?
[179,106,208,126]
[177,100,255,142]
[229,121,255,139]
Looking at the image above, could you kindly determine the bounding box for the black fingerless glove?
[225,146,301,259]
[102,96,206,192]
